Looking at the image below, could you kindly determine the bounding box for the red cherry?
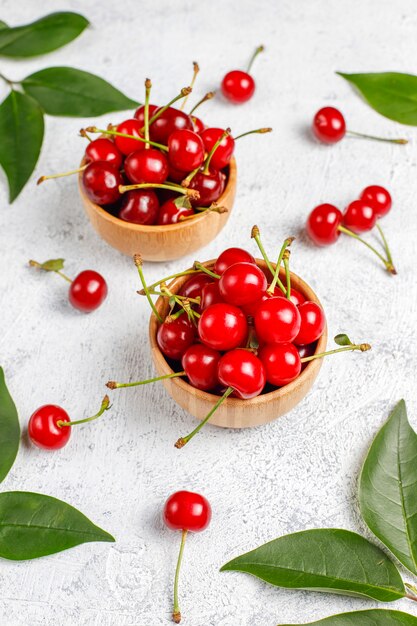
[163,490,211,532]
[124,148,169,185]
[69,270,108,313]
[259,343,301,386]
[114,119,144,155]
[255,297,301,344]
[133,103,158,125]
[168,163,188,183]
[168,129,205,172]
[182,344,220,391]
[150,107,193,144]
[241,287,282,317]
[118,189,159,225]
[294,301,326,346]
[297,342,317,370]
[200,128,235,170]
[157,199,194,225]
[219,262,267,306]
[306,204,343,246]
[200,282,224,310]
[214,247,256,275]
[82,161,123,205]
[222,70,255,104]
[179,273,213,300]
[28,405,71,450]
[276,288,306,307]
[157,315,195,360]
[188,169,225,207]
[360,185,392,217]
[85,138,123,169]
[198,303,248,351]
[312,107,346,144]
[218,349,265,399]
[343,199,377,233]
[192,116,205,133]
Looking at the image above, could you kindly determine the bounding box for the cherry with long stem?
[338,224,396,274]
[175,387,234,448]
[182,128,231,186]
[180,62,199,111]
[134,254,163,323]
[84,126,168,152]
[57,395,111,427]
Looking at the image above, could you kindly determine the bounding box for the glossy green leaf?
[0,12,89,58]
[360,400,417,575]
[0,368,20,483]
[0,90,44,202]
[0,491,114,560]
[278,609,417,626]
[334,334,352,346]
[22,67,138,117]
[221,529,405,602]
[40,259,65,271]
[337,72,417,125]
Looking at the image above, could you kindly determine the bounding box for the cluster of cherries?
[307,184,396,274]
[107,228,370,449]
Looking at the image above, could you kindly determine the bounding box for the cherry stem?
[283,250,291,300]
[79,128,92,142]
[234,127,272,141]
[146,289,200,305]
[133,254,163,323]
[203,128,231,175]
[146,270,198,292]
[144,78,152,149]
[106,370,184,390]
[180,62,199,111]
[301,343,371,363]
[376,221,395,268]
[173,529,188,623]
[37,165,87,185]
[160,283,198,321]
[247,45,264,72]
[193,262,220,279]
[85,126,168,152]
[267,237,294,295]
[28,259,72,283]
[347,130,408,145]
[57,395,111,427]
[145,87,192,130]
[120,183,199,201]
[189,91,215,115]
[175,387,234,448]
[251,225,275,276]
[338,224,396,274]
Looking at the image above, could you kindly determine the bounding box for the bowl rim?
[149,258,328,406]
[78,156,237,233]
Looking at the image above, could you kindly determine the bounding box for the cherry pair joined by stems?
[163,490,211,623]
[28,395,111,450]
[221,45,264,104]
[312,107,408,145]
[29,259,108,312]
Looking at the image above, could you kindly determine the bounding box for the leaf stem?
[57,395,111,427]
[175,387,234,448]
[301,343,371,363]
[180,62,199,111]
[85,126,168,152]
[28,259,72,283]
[338,224,396,274]
[173,529,188,623]
[133,254,163,322]
[247,45,264,72]
[106,371,185,390]
[347,130,408,145]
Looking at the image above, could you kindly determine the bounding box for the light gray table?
[1,0,416,624]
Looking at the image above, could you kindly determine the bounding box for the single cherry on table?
[221,45,264,104]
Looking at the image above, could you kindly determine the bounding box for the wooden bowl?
[78,159,237,261]
[149,259,328,429]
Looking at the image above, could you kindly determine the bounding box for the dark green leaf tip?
[334,333,352,346]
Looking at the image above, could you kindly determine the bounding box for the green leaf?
[0,12,89,58]
[337,72,417,126]
[40,258,65,271]
[0,21,8,30]
[334,333,353,346]
[278,609,417,625]
[360,400,417,575]
[22,67,138,117]
[0,368,20,483]
[221,528,405,602]
[0,90,44,202]
[0,491,114,560]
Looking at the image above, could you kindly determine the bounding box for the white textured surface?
[1,0,417,624]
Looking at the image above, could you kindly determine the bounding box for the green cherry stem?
[301,342,371,363]
[172,529,188,623]
[145,87,192,130]
[247,45,264,72]
[193,262,220,279]
[175,387,234,448]
[180,62,199,111]
[134,254,163,323]
[346,130,408,145]
[106,370,185,390]
[250,225,275,276]
[267,237,294,295]
[145,270,199,292]
[37,165,87,185]
[234,127,272,141]
[283,249,291,300]
[144,78,152,149]
[338,224,396,274]
[84,126,168,152]
[57,395,111,427]
[120,183,200,201]
[28,259,72,283]
[189,91,215,115]
[376,221,395,268]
